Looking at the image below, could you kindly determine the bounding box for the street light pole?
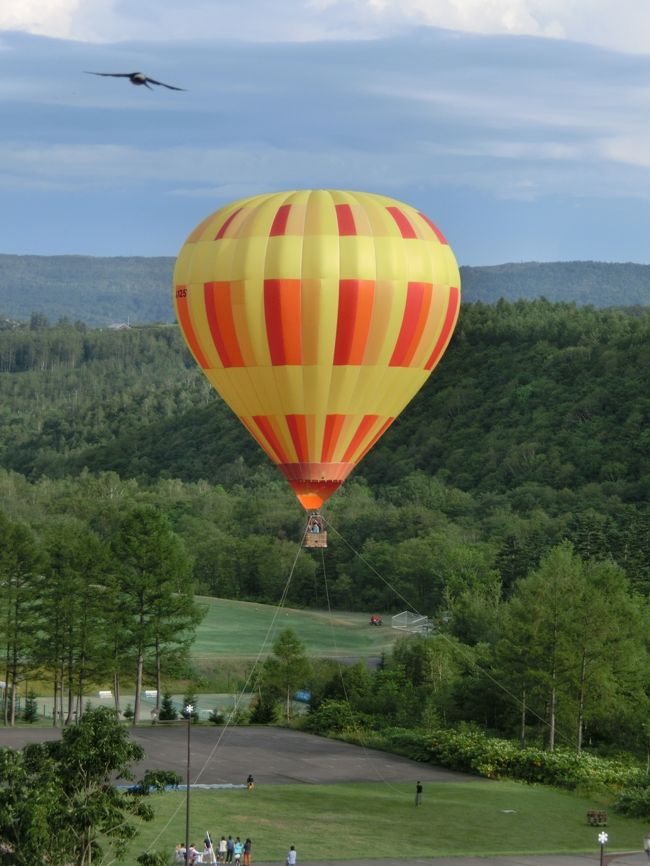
[185,703,193,866]
[598,831,608,866]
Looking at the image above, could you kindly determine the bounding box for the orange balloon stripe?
[334,279,375,365]
[321,414,346,462]
[286,414,310,463]
[335,204,357,236]
[386,206,417,239]
[425,285,460,371]
[417,211,448,245]
[239,416,273,459]
[215,208,243,240]
[389,281,433,367]
[342,414,380,463]
[264,279,302,365]
[204,281,244,368]
[270,204,292,236]
[356,416,395,463]
[251,415,291,464]
[175,290,210,369]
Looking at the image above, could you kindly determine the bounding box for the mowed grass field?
[117,780,645,864]
[191,597,400,662]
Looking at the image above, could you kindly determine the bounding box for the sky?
[2,0,650,265]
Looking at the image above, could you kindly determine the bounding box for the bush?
[158,693,178,721]
[613,778,650,818]
[137,852,168,866]
[332,725,643,792]
[22,692,38,724]
[304,699,358,734]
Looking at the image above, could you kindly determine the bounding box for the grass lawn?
[191,597,399,662]
[115,780,645,864]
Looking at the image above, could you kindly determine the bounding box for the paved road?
[252,857,647,866]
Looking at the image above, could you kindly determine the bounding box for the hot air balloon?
[173,189,460,542]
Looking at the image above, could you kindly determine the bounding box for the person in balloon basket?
[286,845,297,866]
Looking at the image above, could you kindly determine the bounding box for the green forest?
[1,300,649,759]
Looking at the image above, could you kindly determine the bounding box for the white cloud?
[599,134,650,169]
[0,0,83,39]
[3,0,650,53]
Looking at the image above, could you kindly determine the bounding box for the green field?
[191,597,400,662]
[117,780,646,864]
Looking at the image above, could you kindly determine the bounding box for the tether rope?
[128,519,308,863]
[322,513,575,749]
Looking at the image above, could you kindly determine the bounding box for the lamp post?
[643,833,650,860]
[598,831,608,866]
[184,703,193,866]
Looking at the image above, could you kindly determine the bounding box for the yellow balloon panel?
[174,189,460,509]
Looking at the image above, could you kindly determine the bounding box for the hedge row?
[305,703,643,793]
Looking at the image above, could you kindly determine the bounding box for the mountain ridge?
[1,255,649,325]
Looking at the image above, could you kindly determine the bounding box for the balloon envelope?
[173,189,460,510]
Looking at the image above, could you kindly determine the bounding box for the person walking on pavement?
[286,845,297,866]
[415,780,423,806]
[243,838,252,866]
[219,837,227,863]
[234,837,243,866]
[226,836,234,863]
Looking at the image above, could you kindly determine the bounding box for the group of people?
[175,837,296,866]
[176,834,252,865]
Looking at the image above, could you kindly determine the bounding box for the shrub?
[158,693,178,721]
[209,708,225,725]
[304,699,357,734]
[333,725,643,792]
[613,779,650,819]
[22,692,39,724]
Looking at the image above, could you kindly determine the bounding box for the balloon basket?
[304,512,327,549]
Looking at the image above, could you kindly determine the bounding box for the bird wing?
[84,71,134,78]
[144,77,186,91]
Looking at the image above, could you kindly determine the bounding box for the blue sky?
[2,1,650,265]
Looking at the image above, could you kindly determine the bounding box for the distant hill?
[0,255,173,326]
[1,255,649,325]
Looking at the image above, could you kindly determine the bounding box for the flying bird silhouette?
[85,71,186,90]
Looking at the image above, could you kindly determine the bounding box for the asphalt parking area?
[0,724,473,786]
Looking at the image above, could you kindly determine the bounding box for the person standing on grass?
[286,845,297,866]
[219,836,227,863]
[415,780,423,806]
[243,838,252,866]
[226,835,234,862]
[234,837,243,866]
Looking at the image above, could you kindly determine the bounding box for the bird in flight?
[85,71,186,90]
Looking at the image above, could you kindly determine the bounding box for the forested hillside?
[1,300,649,601]
[2,255,650,324]
[2,299,650,751]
